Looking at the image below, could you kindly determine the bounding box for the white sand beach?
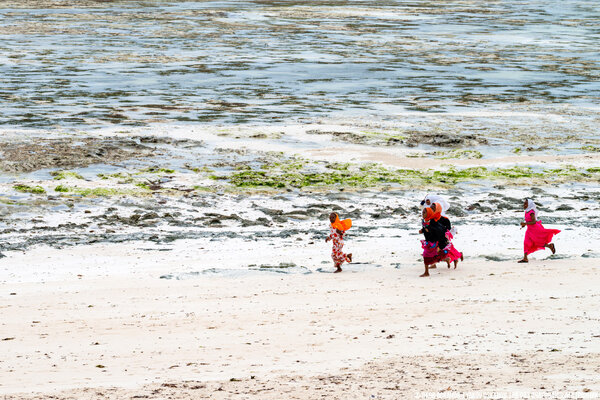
[1,243,599,399]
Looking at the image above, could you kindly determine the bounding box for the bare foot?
[334,266,342,273]
[517,259,528,263]
[429,264,437,269]
[446,260,451,268]
[347,253,353,262]
[453,260,458,269]
[460,253,464,262]
[548,243,556,254]
[420,272,430,277]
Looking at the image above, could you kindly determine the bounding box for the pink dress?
[444,231,462,262]
[329,227,350,265]
[523,210,560,255]
[421,240,443,265]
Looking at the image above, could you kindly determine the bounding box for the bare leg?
[443,257,451,268]
[460,253,464,262]
[346,253,353,262]
[429,264,437,269]
[546,243,556,254]
[518,253,528,263]
[420,262,430,277]
[334,263,342,273]
[453,260,458,269]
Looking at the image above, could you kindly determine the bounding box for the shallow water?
[0,0,598,129]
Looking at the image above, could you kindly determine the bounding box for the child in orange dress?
[325,212,353,273]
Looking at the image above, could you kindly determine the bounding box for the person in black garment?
[419,207,451,277]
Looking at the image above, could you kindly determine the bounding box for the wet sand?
[310,147,600,168]
[1,244,599,399]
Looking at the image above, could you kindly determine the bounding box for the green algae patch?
[230,171,287,188]
[360,130,407,141]
[489,166,542,179]
[433,149,483,159]
[97,172,158,188]
[545,165,586,179]
[52,185,149,197]
[97,172,135,184]
[261,159,307,172]
[186,166,215,174]
[230,163,413,188]
[74,187,146,197]
[0,197,26,206]
[135,182,151,190]
[51,170,84,180]
[223,157,600,190]
[409,149,484,159]
[327,162,352,171]
[192,185,215,192]
[581,145,600,152]
[13,184,46,194]
[138,167,176,174]
[98,172,127,179]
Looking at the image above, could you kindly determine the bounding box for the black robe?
[423,220,448,249]
[438,216,451,232]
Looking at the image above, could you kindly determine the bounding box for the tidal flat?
[0,125,598,263]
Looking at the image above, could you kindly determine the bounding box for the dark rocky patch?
[555,204,574,211]
[447,207,467,217]
[466,202,493,213]
[405,132,488,148]
[306,130,371,144]
[240,217,271,227]
[134,136,205,148]
[0,137,154,173]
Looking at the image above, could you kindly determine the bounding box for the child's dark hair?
[329,212,338,223]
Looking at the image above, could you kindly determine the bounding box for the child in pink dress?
[444,227,463,269]
[518,199,560,263]
[325,212,352,273]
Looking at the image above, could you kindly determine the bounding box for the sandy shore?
[2,245,599,399]
[309,147,600,169]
